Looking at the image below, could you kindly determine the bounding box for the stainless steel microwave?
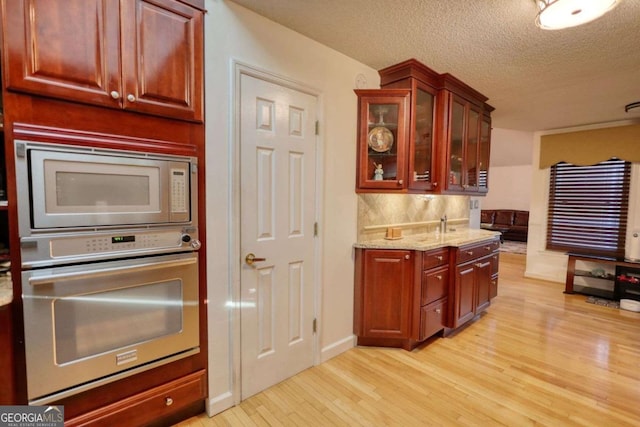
[15,141,199,267]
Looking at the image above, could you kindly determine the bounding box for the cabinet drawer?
[420,299,446,340]
[421,266,448,306]
[423,248,449,269]
[456,239,499,264]
[66,370,206,427]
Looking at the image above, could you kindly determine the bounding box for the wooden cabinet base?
[65,370,206,427]
[356,335,443,351]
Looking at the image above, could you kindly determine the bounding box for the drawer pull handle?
[435,308,441,314]
[405,254,410,260]
[436,275,442,280]
[475,263,483,268]
[435,255,443,261]
[165,397,174,406]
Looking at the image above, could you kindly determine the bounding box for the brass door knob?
[245,253,266,265]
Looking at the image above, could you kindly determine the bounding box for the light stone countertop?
[0,275,12,306]
[354,228,501,251]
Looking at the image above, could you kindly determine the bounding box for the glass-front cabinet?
[478,114,492,193]
[408,84,437,191]
[357,58,493,195]
[355,89,410,191]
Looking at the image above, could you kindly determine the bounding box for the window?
[547,159,631,257]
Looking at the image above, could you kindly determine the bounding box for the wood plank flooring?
[178,253,640,426]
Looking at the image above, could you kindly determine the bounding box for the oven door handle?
[28,257,197,286]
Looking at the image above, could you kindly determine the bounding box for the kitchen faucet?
[440,214,447,233]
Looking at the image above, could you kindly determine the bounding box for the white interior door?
[239,73,317,399]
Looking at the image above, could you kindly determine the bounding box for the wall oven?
[15,141,201,405]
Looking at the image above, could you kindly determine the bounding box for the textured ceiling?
[228,0,640,132]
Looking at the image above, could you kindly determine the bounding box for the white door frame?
[230,60,324,404]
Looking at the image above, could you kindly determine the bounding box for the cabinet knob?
[110,91,120,99]
[436,255,443,261]
[435,308,441,314]
[485,246,491,251]
[475,263,483,268]
[165,397,174,406]
[433,182,438,187]
[466,251,474,256]
[404,254,410,260]
[397,180,403,185]
[127,94,136,102]
[436,275,442,280]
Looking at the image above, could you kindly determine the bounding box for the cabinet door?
[452,263,475,328]
[408,84,437,191]
[478,115,491,193]
[475,257,492,313]
[2,0,121,107]
[360,250,414,339]
[121,0,203,122]
[464,105,481,191]
[355,90,410,191]
[447,95,466,192]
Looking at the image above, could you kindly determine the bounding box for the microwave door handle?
[28,257,197,286]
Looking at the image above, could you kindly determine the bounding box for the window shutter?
[546,159,631,257]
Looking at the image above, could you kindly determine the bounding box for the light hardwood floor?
[178,253,640,426]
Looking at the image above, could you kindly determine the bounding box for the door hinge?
[313,318,317,333]
[315,120,319,135]
[314,222,318,237]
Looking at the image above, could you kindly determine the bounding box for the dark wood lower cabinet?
[449,239,500,329]
[65,370,206,427]
[354,249,414,347]
[0,303,15,404]
[354,237,499,350]
[354,247,449,350]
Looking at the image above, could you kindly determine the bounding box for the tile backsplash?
[357,194,470,241]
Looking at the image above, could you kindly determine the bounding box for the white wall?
[482,165,533,211]
[204,0,380,415]
[482,128,534,211]
[525,120,640,282]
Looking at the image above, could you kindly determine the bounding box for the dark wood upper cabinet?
[356,58,493,195]
[2,0,203,122]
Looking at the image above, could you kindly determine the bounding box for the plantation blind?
[546,159,631,257]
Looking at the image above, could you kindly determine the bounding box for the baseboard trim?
[320,335,355,363]
[206,391,234,417]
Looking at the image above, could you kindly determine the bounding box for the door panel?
[454,264,475,327]
[475,258,492,313]
[239,74,317,399]
[2,0,121,106]
[121,0,203,121]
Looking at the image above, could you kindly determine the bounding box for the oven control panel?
[49,229,196,258]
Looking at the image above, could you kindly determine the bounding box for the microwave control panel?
[171,167,188,213]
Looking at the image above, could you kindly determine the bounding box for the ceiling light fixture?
[534,0,621,30]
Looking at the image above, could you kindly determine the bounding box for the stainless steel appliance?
[15,140,199,268]
[16,141,201,404]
